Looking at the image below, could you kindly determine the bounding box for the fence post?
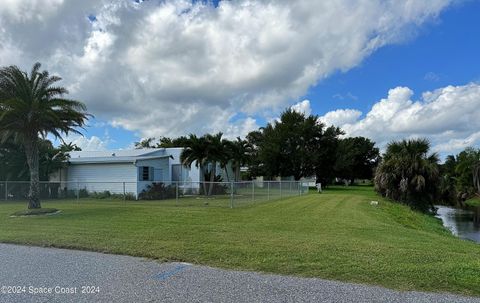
[280,181,282,198]
[252,181,255,202]
[4,181,7,201]
[76,181,79,201]
[230,182,234,208]
[123,182,126,201]
[176,181,179,206]
[267,181,270,201]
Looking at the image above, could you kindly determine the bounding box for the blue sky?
[1,0,479,156]
[306,0,480,115]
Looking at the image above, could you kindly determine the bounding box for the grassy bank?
[0,186,479,296]
[466,197,480,207]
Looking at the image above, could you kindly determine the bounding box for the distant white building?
[50,148,232,199]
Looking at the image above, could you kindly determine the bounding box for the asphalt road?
[0,243,478,303]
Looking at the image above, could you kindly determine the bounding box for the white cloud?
[424,71,440,81]
[222,117,260,139]
[433,132,480,153]
[291,100,312,116]
[0,0,454,139]
[318,83,480,156]
[0,0,64,22]
[67,136,108,151]
[319,109,362,127]
[333,92,358,101]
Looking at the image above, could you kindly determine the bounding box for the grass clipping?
[11,208,60,217]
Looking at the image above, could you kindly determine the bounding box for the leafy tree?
[374,139,440,212]
[134,137,156,149]
[438,155,458,205]
[311,126,343,185]
[157,136,189,148]
[245,130,266,178]
[0,63,89,209]
[334,137,380,184]
[0,138,75,182]
[454,148,480,195]
[0,138,29,181]
[248,109,339,180]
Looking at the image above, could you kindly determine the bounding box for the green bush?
[199,183,228,195]
[90,191,111,199]
[139,183,176,200]
[89,191,136,200]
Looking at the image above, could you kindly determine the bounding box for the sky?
[0,0,479,158]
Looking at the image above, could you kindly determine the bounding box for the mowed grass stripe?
[0,186,479,296]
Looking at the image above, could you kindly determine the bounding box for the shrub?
[90,191,112,199]
[139,182,176,200]
[199,183,228,195]
[374,139,440,213]
[79,188,89,198]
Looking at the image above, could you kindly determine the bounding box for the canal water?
[435,205,480,243]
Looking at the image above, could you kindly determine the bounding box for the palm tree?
[59,142,81,153]
[203,133,224,196]
[223,137,252,182]
[374,138,440,212]
[134,137,156,149]
[0,63,89,209]
[180,133,225,196]
[180,134,209,195]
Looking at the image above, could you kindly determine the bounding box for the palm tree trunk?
[224,164,230,182]
[208,162,216,196]
[235,165,240,182]
[200,164,208,196]
[24,138,41,209]
[473,164,480,194]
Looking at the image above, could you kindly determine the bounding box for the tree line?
[136,109,381,185]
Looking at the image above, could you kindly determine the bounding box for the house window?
[140,166,151,181]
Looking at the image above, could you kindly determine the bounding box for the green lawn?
[0,186,479,296]
[466,197,480,207]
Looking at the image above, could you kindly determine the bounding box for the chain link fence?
[0,180,309,208]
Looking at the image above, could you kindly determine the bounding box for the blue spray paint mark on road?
[153,264,189,281]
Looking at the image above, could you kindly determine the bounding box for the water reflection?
[435,205,480,243]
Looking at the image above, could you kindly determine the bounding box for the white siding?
[66,163,137,196]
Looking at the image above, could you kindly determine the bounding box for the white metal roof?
[67,148,174,164]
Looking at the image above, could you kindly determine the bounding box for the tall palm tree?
[180,133,225,196]
[180,134,209,195]
[374,138,440,212]
[203,133,224,196]
[223,137,252,182]
[0,63,89,209]
[134,137,156,149]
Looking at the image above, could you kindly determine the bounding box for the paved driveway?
[0,243,478,303]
